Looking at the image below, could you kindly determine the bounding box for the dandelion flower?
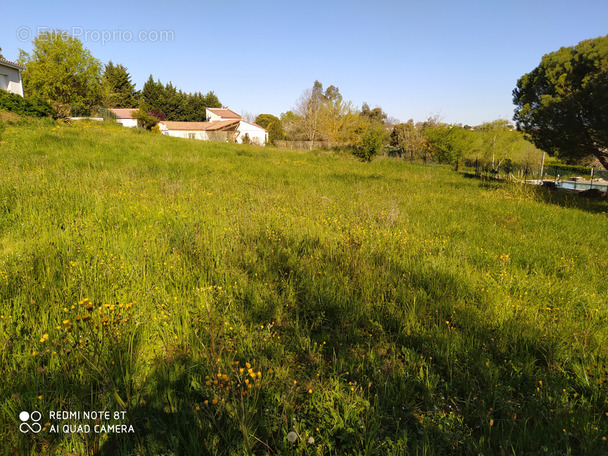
[287,431,298,443]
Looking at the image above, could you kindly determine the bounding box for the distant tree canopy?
[141,76,221,122]
[18,31,102,112]
[255,114,284,145]
[513,34,608,169]
[290,81,363,143]
[360,102,388,125]
[285,81,393,159]
[390,120,427,160]
[101,62,139,108]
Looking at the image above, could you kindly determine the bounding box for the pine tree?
[101,61,139,108]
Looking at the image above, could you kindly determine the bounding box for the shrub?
[0,90,55,118]
[352,122,385,161]
[134,106,159,130]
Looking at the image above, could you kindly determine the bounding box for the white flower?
[287,431,298,443]
[307,436,315,444]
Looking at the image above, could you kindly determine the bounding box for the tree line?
[271,81,540,167]
[15,30,222,121]
[7,29,607,167]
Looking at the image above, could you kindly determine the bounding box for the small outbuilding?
[109,108,139,128]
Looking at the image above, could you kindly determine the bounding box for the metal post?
[540,151,545,182]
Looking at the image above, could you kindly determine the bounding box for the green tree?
[476,120,517,172]
[255,114,285,145]
[360,102,388,125]
[294,80,325,145]
[134,105,159,130]
[142,76,221,121]
[390,120,427,160]
[291,82,366,144]
[101,61,139,108]
[513,34,608,169]
[424,123,472,168]
[141,76,163,110]
[353,121,386,161]
[280,111,301,140]
[18,30,102,112]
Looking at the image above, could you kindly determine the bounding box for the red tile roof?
[206,108,242,120]
[0,57,25,70]
[206,120,240,131]
[110,108,138,119]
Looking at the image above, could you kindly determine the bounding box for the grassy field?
[1,119,607,455]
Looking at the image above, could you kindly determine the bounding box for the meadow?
[1,119,607,455]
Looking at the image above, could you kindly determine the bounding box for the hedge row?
[0,90,55,118]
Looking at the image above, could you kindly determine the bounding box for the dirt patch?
[0,110,24,122]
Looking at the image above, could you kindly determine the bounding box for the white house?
[159,109,268,145]
[109,108,138,127]
[236,120,269,145]
[0,55,25,97]
[158,120,240,141]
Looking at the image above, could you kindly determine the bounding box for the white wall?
[117,118,138,128]
[159,125,208,140]
[206,109,222,122]
[236,121,268,145]
[0,64,24,96]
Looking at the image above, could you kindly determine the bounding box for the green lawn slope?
[1,120,607,455]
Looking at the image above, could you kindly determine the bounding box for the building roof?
[206,108,242,120]
[160,120,240,131]
[0,57,25,71]
[239,120,268,132]
[110,108,138,119]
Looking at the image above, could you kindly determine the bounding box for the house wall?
[0,64,24,96]
[236,122,268,145]
[160,128,209,140]
[117,118,138,128]
[206,109,222,122]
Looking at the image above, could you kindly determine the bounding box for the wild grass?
[1,119,607,455]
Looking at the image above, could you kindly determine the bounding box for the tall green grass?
[1,119,607,455]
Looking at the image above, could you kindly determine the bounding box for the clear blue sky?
[2,0,607,125]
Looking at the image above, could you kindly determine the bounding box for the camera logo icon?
[19,411,42,433]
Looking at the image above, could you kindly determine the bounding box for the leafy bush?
[134,106,159,130]
[255,114,285,145]
[352,122,385,161]
[0,90,55,118]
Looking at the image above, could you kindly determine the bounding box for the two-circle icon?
[19,411,42,433]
